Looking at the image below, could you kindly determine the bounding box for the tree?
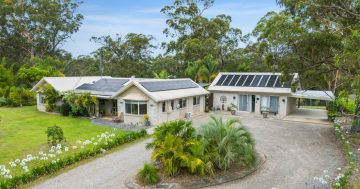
[91,33,155,77]
[161,0,243,70]
[0,0,83,61]
[77,93,98,117]
[153,70,169,79]
[41,84,61,111]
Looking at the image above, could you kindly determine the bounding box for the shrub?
[0,97,7,106]
[200,116,256,171]
[46,125,65,146]
[59,103,72,116]
[41,84,61,112]
[148,120,213,176]
[69,105,88,117]
[138,163,159,185]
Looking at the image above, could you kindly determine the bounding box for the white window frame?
[193,96,200,106]
[125,100,147,115]
[178,98,187,109]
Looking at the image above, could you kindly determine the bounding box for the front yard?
[0,106,125,164]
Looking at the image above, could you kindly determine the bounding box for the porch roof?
[290,90,335,101]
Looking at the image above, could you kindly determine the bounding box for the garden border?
[124,152,266,189]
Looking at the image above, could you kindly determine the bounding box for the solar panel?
[229,75,240,86]
[216,75,227,85]
[258,75,270,87]
[243,75,254,86]
[140,80,199,92]
[76,78,129,92]
[274,77,282,87]
[222,75,234,86]
[236,75,247,86]
[250,75,262,87]
[266,75,278,87]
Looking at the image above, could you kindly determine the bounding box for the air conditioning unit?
[185,112,192,119]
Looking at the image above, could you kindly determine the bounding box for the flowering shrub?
[0,129,147,189]
[308,120,356,189]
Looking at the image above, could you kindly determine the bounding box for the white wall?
[212,91,292,118]
[36,93,46,112]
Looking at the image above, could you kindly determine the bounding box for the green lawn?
[0,106,118,164]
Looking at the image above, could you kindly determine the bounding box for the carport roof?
[290,90,335,101]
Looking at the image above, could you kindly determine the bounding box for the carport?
[284,90,335,124]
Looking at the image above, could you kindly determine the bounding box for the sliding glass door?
[239,95,252,112]
[261,95,279,113]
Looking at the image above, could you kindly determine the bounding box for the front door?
[251,95,256,112]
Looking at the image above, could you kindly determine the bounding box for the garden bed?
[125,152,266,189]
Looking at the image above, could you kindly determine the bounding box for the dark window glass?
[162,102,166,112]
[139,104,147,115]
[131,103,138,114]
[125,103,131,114]
[171,100,174,110]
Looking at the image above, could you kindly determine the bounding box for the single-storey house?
[208,72,334,118]
[31,76,209,125]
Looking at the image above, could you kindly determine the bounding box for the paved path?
[33,114,344,189]
[33,139,152,189]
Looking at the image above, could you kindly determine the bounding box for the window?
[171,100,174,110]
[162,102,166,112]
[178,98,187,108]
[193,96,200,105]
[39,95,45,104]
[125,100,147,115]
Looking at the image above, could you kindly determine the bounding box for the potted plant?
[261,106,270,118]
[230,103,237,115]
[144,114,151,126]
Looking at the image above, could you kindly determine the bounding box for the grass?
[0,106,123,165]
[299,105,326,110]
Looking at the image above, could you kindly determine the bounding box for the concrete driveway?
[191,113,344,189]
[33,114,344,189]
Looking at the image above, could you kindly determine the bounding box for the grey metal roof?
[215,73,293,88]
[76,78,129,96]
[139,79,199,92]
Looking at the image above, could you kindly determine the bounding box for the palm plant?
[147,120,213,176]
[200,116,256,171]
[138,163,159,185]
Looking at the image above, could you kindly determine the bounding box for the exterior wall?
[117,93,206,126]
[286,97,297,115]
[36,93,46,112]
[212,91,292,119]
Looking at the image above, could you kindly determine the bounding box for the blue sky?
[62,0,281,57]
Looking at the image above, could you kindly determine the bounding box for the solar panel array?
[140,80,199,92]
[215,74,292,88]
[76,78,129,92]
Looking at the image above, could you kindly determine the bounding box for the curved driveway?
[33,114,344,189]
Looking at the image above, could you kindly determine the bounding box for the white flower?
[349,152,353,155]
[56,144,62,149]
[9,162,16,167]
[49,149,55,153]
[15,159,20,163]
[72,146,77,149]
[38,151,44,155]
[64,147,69,151]
[51,160,57,164]
[76,140,82,144]
[313,176,319,181]
[48,154,56,158]
[336,182,340,186]
[324,175,330,179]
[323,170,328,173]
[56,150,62,154]
[100,148,106,153]
[20,162,26,166]
[80,145,84,149]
